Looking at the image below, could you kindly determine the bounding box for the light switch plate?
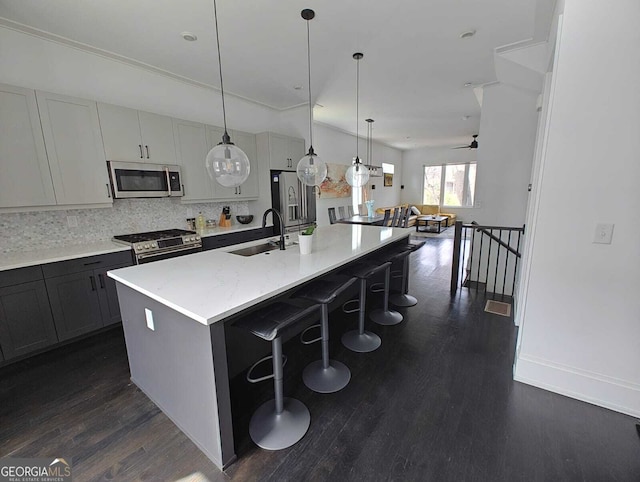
[145,308,155,331]
[593,223,614,244]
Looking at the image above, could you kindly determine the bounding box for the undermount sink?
[229,242,280,257]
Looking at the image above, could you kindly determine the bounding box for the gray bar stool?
[369,258,403,326]
[235,301,320,450]
[341,261,392,352]
[389,241,426,307]
[295,275,357,393]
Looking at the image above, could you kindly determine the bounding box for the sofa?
[412,204,457,226]
[374,204,457,228]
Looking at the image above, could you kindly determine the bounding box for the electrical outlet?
[593,223,614,244]
[145,308,155,331]
[66,215,78,228]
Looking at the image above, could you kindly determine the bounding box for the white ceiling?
[0,0,555,150]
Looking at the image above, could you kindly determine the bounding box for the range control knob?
[144,244,150,249]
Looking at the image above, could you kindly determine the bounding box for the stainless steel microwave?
[107,161,183,198]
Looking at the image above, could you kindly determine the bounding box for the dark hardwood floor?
[2,236,639,481]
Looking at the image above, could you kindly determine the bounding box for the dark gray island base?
[109,224,410,470]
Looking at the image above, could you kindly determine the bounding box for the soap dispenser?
[196,212,206,231]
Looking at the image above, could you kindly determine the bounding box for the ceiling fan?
[452,135,478,149]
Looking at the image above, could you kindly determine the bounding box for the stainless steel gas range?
[113,229,202,264]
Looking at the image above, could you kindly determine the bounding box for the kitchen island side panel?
[116,283,234,469]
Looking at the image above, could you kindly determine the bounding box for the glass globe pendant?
[297,146,327,187]
[346,52,370,188]
[205,132,250,188]
[346,158,370,187]
[205,0,250,189]
[296,9,327,187]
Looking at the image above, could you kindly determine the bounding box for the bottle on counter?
[196,212,206,231]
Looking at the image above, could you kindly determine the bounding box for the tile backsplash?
[0,199,251,254]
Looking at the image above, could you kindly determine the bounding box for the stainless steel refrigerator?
[270,170,316,233]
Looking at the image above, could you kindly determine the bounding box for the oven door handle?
[136,244,202,262]
[165,167,172,197]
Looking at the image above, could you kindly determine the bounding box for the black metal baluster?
[503,230,512,300]
[493,228,501,297]
[512,229,523,297]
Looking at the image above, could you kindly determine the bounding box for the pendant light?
[345,52,370,188]
[205,0,250,188]
[296,9,327,187]
[365,118,374,165]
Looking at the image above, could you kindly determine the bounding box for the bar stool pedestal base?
[341,330,381,353]
[389,293,418,307]
[303,360,351,393]
[370,308,403,325]
[249,398,310,450]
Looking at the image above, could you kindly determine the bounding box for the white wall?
[401,147,477,221]
[514,0,640,418]
[474,83,539,227]
[313,123,403,226]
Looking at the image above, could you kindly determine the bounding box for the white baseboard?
[514,355,640,418]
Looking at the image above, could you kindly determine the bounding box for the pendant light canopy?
[296,8,327,187]
[205,0,250,188]
[346,52,370,188]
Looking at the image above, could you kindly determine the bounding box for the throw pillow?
[410,206,421,215]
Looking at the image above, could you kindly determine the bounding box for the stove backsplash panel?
[0,199,249,254]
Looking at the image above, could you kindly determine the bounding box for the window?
[423,162,476,207]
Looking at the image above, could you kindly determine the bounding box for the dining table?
[336,214,385,226]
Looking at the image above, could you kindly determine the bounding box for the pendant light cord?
[306,19,313,149]
[213,0,228,135]
[356,56,359,161]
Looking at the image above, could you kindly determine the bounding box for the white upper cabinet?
[257,132,305,171]
[98,103,176,164]
[36,91,111,206]
[231,129,259,199]
[0,84,56,208]
[137,111,177,164]
[173,118,214,202]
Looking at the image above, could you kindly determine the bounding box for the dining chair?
[338,206,346,219]
[394,207,407,227]
[328,207,337,224]
[347,205,354,217]
[382,209,391,226]
[389,208,400,227]
[358,204,366,215]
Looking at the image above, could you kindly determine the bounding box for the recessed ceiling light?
[293,85,303,90]
[462,115,471,120]
[460,30,476,39]
[464,82,473,88]
[181,32,198,42]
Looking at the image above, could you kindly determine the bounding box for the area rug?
[411,225,455,239]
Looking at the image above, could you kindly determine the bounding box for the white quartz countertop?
[1,241,132,272]
[108,224,411,325]
[0,221,271,272]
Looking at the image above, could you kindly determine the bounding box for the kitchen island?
[107,223,410,469]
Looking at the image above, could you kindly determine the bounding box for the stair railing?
[450,221,525,298]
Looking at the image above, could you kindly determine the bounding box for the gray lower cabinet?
[43,252,132,341]
[96,263,130,326]
[45,270,106,341]
[0,278,58,359]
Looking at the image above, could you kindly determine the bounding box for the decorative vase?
[299,233,313,255]
[365,200,375,218]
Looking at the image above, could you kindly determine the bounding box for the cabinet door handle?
[106,183,111,198]
[98,273,105,289]
[238,186,242,195]
[182,183,186,196]
[145,145,150,159]
[139,144,144,158]
[89,275,97,291]
[165,168,172,197]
